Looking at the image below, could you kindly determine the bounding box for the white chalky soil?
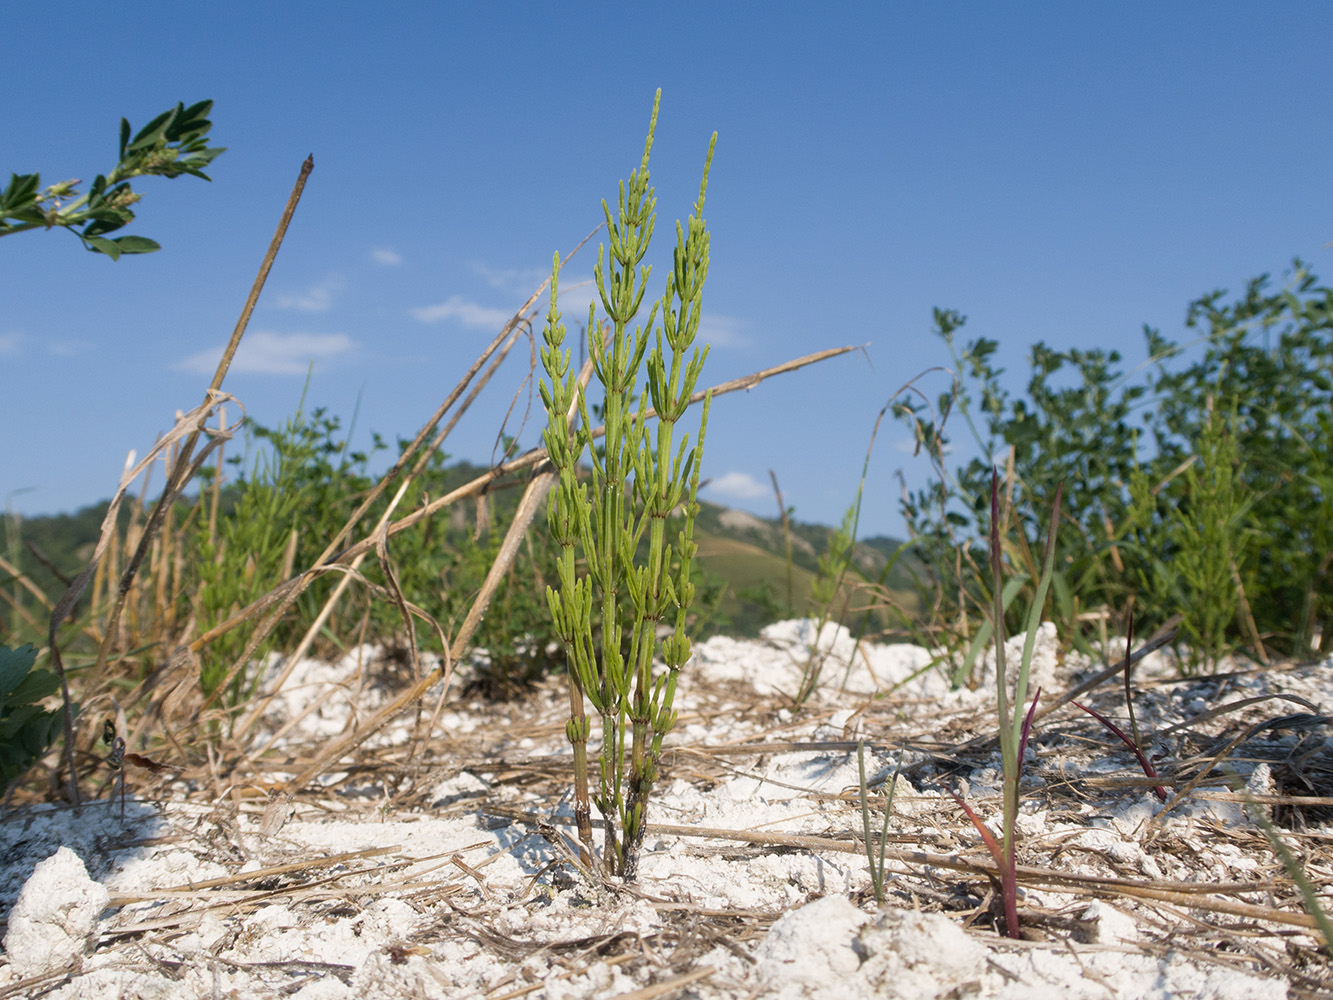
[0,620,1327,999]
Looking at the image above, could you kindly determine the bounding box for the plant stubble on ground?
[2,622,1331,999]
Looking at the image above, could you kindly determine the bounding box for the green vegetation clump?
[897,264,1333,674]
[1,422,877,707]
[188,403,573,705]
[0,644,62,797]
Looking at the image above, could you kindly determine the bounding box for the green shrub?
[189,391,577,706]
[0,644,63,797]
[192,399,379,702]
[898,263,1332,675]
[437,505,565,696]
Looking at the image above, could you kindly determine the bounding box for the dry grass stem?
[46,392,240,805]
[94,156,313,687]
[189,343,857,674]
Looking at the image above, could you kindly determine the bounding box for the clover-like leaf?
[0,173,41,215]
[0,644,37,695]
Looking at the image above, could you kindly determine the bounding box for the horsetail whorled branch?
[541,91,715,879]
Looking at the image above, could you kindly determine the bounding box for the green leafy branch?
[1,100,224,259]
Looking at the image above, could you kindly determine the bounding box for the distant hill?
[688,501,919,636]
[3,462,922,643]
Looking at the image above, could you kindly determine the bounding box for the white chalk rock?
[754,894,873,993]
[858,908,987,998]
[3,846,109,977]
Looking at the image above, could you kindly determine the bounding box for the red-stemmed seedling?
[950,471,1062,939]
[952,686,1042,936]
[1073,620,1169,802]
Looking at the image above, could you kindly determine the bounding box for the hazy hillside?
[688,503,918,636]
[3,463,920,643]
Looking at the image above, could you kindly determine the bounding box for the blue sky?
[4,4,1331,539]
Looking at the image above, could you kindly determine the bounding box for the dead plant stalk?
[93,156,313,680]
[260,345,855,793]
[194,228,605,719]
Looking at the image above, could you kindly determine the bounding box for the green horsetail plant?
[792,503,857,707]
[541,92,715,880]
[1164,398,1257,672]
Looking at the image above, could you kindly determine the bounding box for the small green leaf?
[20,713,61,756]
[81,214,132,238]
[108,235,160,254]
[127,104,179,152]
[0,644,37,695]
[0,703,42,741]
[0,173,40,213]
[9,668,59,704]
[81,235,123,259]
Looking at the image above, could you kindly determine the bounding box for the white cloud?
[0,333,94,357]
[410,295,514,328]
[47,339,88,357]
[697,313,751,349]
[455,262,609,330]
[274,275,342,312]
[705,471,770,502]
[472,262,547,294]
[175,331,354,376]
[554,279,600,324]
[371,247,403,266]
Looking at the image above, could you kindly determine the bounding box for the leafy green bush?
[1146,268,1332,660]
[433,503,565,696]
[898,262,1332,675]
[192,399,373,702]
[0,644,63,797]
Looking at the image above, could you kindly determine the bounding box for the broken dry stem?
[500,808,1323,932]
[96,156,313,683]
[187,343,854,675]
